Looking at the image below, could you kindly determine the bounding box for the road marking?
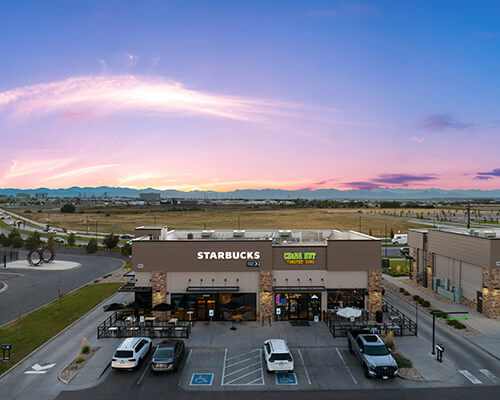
[190,373,214,386]
[24,371,47,374]
[24,363,56,375]
[336,348,358,384]
[275,373,297,385]
[225,354,260,368]
[136,362,149,385]
[479,369,500,384]
[224,369,262,385]
[226,348,260,361]
[297,349,311,385]
[186,349,193,365]
[459,370,482,384]
[0,280,8,294]
[221,348,227,385]
[223,361,261,377]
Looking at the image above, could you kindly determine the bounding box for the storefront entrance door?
[289,296,308,320]
[196,297,217,320]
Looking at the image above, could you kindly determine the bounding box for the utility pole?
[467,200,471,229]
[359,216,362,233]
[384,223,388,257]
[95,221,98,239]
[86,216,89,234]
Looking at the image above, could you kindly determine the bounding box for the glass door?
[197,299,207,320]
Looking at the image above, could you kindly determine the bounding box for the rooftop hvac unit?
[187,233,193,240]
[201,230,215,239]
[233,230,245,238]
[278,230,292,239]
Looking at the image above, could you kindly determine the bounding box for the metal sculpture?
[27,245,56,266]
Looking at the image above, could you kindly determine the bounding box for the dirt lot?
[17,207,429,235]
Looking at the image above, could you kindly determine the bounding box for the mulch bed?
[59,347,100,383]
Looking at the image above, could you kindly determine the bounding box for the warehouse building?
[408,228,500,318]
[131,227,382,321]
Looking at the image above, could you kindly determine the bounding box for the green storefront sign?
[283,252,317,265]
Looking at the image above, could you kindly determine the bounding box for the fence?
[2,249,19,267]
[325,300,417,338]
[97,311,193,339]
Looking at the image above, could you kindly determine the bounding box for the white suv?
[263,339,294,373]
[112,337,152,370]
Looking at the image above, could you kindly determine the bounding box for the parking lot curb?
[0,274,125,381]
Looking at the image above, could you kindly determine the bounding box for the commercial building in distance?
[139,192,161,202]
[409,228,500,318]
[131,227,382,321]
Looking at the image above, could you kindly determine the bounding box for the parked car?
[263,339,294,373]
[54,237,65,244]
[150,340,185,373]
[111,337,152,370]
[120,234,133,239]
[47,229,57,234]
[347,329,398,379]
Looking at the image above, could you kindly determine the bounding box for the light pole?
[95,221,98,239]
[431,311,468,354]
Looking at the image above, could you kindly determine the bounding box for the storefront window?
[327,289,365,310]
[274,292,321,321]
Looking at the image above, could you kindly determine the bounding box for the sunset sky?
[1,1,499,192]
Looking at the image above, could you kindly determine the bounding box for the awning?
[272,286,326,292]
[186,286,239,293]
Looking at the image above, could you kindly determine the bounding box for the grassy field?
[0,282,122,376]
[17,207,430,236]
[383,258,411,276]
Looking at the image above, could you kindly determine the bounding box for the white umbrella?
[336,307,362,319]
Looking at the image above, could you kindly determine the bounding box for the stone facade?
[152,271,168,320]
[427,252,434,290]
[258,271,273,321]
[367,270,382,320]
[482,267,500,319]
[410,247,418,282]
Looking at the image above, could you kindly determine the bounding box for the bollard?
[436,344,444,362]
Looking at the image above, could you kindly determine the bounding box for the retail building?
[408,228,500,318]
[131,227,382,321]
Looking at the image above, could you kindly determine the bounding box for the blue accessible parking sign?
[190,373,214,386]
[276,373,297,385]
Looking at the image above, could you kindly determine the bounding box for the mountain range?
[1,187,500,200]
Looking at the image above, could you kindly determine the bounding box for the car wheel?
[348,341,353,354]
[363,364,370,378]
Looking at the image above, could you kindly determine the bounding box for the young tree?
[121,242,131,256]
[86,238,98,254]
[0,233,8,247]
[67,232,76,246]
[47,235,56,248]
[11,235,24,248]
[24,231,41,250]
[102,234,119,250]
[390,227,394,239]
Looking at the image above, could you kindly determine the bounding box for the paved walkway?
[383,274,500,359]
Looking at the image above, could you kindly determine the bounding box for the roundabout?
[4,260,81,271]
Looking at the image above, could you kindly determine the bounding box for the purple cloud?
[373,173,438,186]
[419,114,474,132]
[345,181,381,190]
[314,178,336,185]
[476,168,500,180]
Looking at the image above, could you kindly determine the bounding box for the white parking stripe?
[459,370,482,384]
[336,348,358,384]
[479,369,500,384]
[221,348,228,385]
[224,361,261,377]
[225,355,260,368]
[226,349,260,361]
[297,349,311,385]
[224,369,262,385]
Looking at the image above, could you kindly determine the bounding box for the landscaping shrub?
[421,300,430,308]
[67,232,76,246]
[381,330,395,350]
[75,354,85,364]
[446,319,466,329]
[413,295,420,302]
[60,203,76,213]
[81,337,90,354]
[121,242,131,256]
[399,287,405,293]
[394,355,413,368]
[11,235,24,248]
[86,238,98,254]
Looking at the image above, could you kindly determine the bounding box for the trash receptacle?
[376,310,383,323]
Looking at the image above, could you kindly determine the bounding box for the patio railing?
[97,311,192,339]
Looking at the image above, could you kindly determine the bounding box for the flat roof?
[410,227,500,239]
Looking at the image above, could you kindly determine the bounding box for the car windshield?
[154,349,173,359]
[364,345,389,356]
[114,350,133,358]
[272,353,291,361]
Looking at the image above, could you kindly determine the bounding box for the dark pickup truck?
[347,328,398,379]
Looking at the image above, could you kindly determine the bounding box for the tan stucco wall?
[327,271,368,288]
[135,271,152,287]
[166,271,260,295]
[327,240,381,271]
[272,270,327,287]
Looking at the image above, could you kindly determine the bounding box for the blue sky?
[1,1,499,190]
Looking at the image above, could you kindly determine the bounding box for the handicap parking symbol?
[190,373,214,386]
[276,373,297,385]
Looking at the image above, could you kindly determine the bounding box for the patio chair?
[242,311,251,321]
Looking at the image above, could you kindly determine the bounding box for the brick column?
[482,267,500,319]
[410,247,418,282]
[152,271,168,320]
[259,271,273,321]
[367,270,382,320]
[427,252,434,290]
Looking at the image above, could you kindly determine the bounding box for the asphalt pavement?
[0,253,123,326]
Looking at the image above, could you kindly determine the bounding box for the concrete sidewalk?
[383,274,500,359]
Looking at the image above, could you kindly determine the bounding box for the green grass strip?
[0,282,122,376]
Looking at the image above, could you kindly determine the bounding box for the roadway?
[0,253,124,326]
